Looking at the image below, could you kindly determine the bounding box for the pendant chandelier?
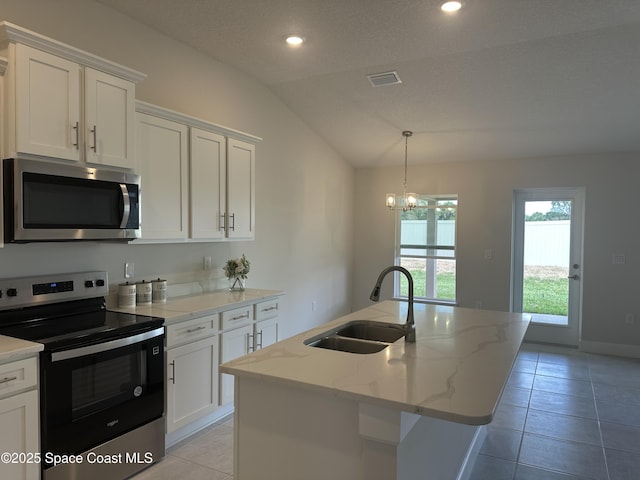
[385,131,418,211]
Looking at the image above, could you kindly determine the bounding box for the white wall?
[354,154,640,351]
[0,0,355,337]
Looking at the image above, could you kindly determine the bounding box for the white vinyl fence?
[524,220,570,267]
[401,220,570,267]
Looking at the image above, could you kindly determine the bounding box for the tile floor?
[468,343,640,480]
[132,343,640,480]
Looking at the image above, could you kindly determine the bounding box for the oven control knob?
[6,288,17,297]
[85,280,94,288]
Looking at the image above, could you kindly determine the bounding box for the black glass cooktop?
[0,297,163,352]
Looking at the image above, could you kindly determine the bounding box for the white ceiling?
[97,0,640,167]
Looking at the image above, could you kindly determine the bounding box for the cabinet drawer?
[220,305,253,331]
[255,299,280,321]
[167,314,216,347]
[0,357,38,398]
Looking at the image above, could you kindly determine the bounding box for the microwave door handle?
[119,183,131,228]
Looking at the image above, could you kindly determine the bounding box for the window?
[395,195,457,302]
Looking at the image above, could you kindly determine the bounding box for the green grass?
[401,270,567,315]
[523,277,568,315]
[400,271,455,300]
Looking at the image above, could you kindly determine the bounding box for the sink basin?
[334,321,406,343]
[305,336,388,354]
[304,320,406,354]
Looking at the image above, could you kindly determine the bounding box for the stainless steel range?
[0,271,165,480]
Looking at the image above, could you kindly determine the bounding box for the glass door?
[512,188,584,346]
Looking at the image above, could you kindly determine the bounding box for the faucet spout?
[369,266,416,342]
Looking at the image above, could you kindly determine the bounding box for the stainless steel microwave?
[3,158,141,242]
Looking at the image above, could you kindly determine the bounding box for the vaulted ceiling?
[97,0,640,167]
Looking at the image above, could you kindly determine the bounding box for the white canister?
[152,278,168,303]
[136,280,152,305]
[118,282,136,307]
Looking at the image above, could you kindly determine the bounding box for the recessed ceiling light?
[284,34,305,46]
[440,1,463,13]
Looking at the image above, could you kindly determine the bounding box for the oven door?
[40,327,164,462]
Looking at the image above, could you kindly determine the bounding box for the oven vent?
[367,71,402,87]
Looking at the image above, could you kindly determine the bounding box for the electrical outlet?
[484,249,493,260]
[625,313,635,325]
[124,262,135,279]
[203,256,212,270]
[311,300,317,312]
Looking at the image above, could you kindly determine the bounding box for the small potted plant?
[223,254,250,291]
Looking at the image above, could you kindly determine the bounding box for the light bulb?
[285,35,305,46]
[441,1,463,13]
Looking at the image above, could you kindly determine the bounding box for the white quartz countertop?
[221,300,530,425]
[0,335,43,363]
[108,288,284,324]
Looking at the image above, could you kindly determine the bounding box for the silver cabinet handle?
[72,121,79,149]
[229,213,235,231]
[247,333,253,353]
[0,376,18,385]
[220,213,226,231]
[256,330,263,350]
[90,125,97,152]
[230,313,249,321]
[262,306,277,312]
[169,361,175,385]
[186,326,207,333]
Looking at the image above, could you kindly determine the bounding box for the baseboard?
[579,340,640,359]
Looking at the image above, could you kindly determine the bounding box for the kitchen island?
[221,300,530,480]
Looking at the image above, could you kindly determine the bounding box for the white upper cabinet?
[0,22,144,169]
[84,67,136,168]
[190,128,226,240]
[14,44,81,161]
[135,102,260,243]
[227,139,255,240]
[136,112,189,240]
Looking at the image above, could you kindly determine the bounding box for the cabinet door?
[220,324,252,406]
[190,128,226,239]
[14,43,81,161]
[227,138,255,239]
[166,336,218,433]
[0,389,39,480]
[136,113,189,240]
[84,68,136,168]
[255,317,278,350]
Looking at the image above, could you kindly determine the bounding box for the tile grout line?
[589,360,611,480]
[512,352,537,480]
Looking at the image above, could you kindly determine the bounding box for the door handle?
[567,274,580,280]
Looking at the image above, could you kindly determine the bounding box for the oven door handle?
[119,183,131,228]
[51,327,164,362]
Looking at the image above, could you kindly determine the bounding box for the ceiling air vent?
[367,71,402,87]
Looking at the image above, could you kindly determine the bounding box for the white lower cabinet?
[255,316,278,350]
[164,295,283,442]
[0,357,39,480]
[219,300,280,406]
[165,317,218,434]
[219,324,253,406]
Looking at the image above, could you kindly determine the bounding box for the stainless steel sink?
[304,320,406,354]
[334,321,406,343]
[305,336,388,354]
